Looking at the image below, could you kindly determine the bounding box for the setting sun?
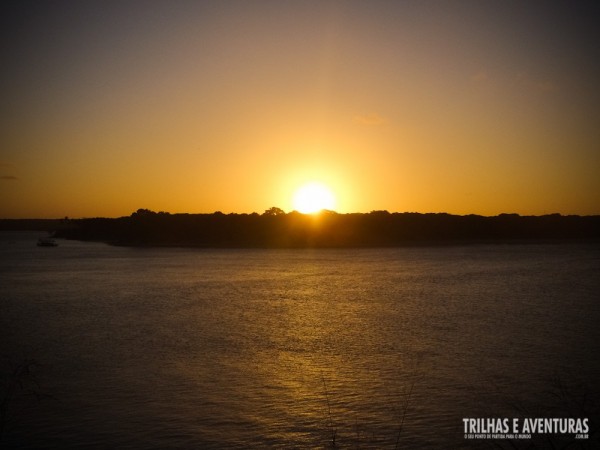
[292,182,337,214]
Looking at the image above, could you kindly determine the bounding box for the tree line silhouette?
[43,209,600,247]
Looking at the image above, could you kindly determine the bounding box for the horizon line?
[2,209,599,221]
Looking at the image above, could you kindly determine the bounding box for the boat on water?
[37,237,58,247]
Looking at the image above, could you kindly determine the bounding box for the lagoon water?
[1,232,599,448]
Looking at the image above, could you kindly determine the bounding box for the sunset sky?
[1,1,599,218]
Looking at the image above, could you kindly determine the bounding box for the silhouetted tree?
[131,208,156,217]
[263,207,285,216]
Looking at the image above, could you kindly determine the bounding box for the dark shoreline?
[4,209,598,248]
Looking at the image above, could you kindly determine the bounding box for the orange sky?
[1,1,599,218]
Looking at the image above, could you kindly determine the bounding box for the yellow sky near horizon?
[1,1,599,218]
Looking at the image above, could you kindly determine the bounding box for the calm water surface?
[1,232,599,448]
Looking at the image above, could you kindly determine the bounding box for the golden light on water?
[292,182,337,214]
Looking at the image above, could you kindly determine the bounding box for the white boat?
[37,237,58,247]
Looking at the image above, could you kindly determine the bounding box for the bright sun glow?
[292,181,337,214]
